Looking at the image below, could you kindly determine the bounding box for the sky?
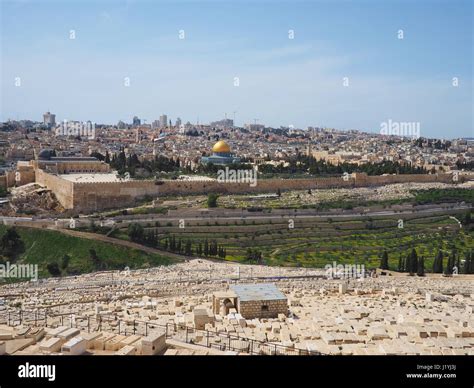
[1,0,473,138]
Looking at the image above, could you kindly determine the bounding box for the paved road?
[108,205,471,224]
[1,204,471,229]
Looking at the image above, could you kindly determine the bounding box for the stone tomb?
[141,332,166,355]
[62,337,86,355]
[40,337,63,354]
[226,283,288,319]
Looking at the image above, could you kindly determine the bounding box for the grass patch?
[0,225,176,279]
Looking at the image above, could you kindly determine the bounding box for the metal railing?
[1,309,318,356]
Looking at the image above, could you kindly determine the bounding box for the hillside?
[0,225,177,279]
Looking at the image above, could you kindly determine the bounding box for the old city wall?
[353,173,454,186]
[68,173,456,212]
[72,180,161,212]
[16,165,36,186]
[35,169,74,209]
[0,168,35,188]
[71,177,353,212]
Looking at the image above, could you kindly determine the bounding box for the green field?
[117,212,473,271]
[0,225,176,278]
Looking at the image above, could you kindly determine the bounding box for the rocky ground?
[0,183,64,216]
[219,181,473,208]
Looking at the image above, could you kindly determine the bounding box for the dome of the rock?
[212,140,231,154]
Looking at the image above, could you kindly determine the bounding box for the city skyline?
[1,0,473,138]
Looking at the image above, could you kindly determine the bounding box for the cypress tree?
[410,249,418,274]
[404,249,418,275]
[417,256,425,276]
[469,250,474,274]
[444,252,453,275]
[438,250,444,274]
[470,250,474,274]
[433,250,443,273]
[406,253,412,274]
[462,251,470,274]
[398,255,403,272]
[402,256,407,272]
[380,250,389,270]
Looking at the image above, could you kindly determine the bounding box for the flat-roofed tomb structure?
[213,283,288,319]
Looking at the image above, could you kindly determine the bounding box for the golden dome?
[212,140,231,153]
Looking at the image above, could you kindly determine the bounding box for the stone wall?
[16,165,36,186]
[33,171,459,212]
[35,169,74,209]
[238,299,288,319]
[72,180,163,212]
[0,167,35,188]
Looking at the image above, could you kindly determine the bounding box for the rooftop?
[230,283,286,302]
[42,157,100,163]
[59,173,122,183]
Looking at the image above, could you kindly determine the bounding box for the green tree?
[470,250,474,274]
[397,255,404,272]
[433,250,443,273]
[444,251,455,275]
[207,193,219,208]
[127,223,145,243]
[417,256,425,276]
[408,248,418,275]
[0,227,24,261]
[185,240,192,256]
[89,249,102,270]
[380,250,389,270]
[47,262,61,277]
[462,251,471,274]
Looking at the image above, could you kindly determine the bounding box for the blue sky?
[1,0,472,138]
